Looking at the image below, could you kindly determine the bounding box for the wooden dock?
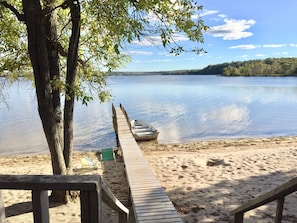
[113,105,183,223]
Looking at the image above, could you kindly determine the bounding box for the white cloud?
[262,44,286,48]
[132,34,188,47]
[256,54,266,57]
[274,52,289,55]
[207,18,256,40]
[229,44,288,50]
[199,105,251,134]
[132,36,163,47]
[210,14,227,22]
[229,44,260,49]
[240,54,249,58]
[200,10,219,17]
[218,14,227,19]
[290,44,297,47]
[149,59,171,63]
[125,51,153,55]
[172,33,189,41]
[131,58,171,64]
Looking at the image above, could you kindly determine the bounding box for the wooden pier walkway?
[113,105,183,223]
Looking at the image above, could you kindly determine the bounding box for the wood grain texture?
[115,107,183,223]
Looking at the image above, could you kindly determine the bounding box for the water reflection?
[199,104,251,135]
[1,75,297,155]
[0,81,47,155]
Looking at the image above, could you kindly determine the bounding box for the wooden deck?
[113,106,183,223]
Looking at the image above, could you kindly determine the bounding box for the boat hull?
[130,120,159,141]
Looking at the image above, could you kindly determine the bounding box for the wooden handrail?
[230,177,297,223]
[0,174,129,223]
[101,181,129,222]
[119,103,131,131]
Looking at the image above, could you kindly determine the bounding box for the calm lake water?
[1,75,297,156]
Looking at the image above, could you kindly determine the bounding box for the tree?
[0,0,207,201]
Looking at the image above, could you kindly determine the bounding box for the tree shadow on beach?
[4,200,61,218]
[167,168,297,223]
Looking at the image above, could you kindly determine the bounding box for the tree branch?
[44,1,68,17]
[0,1,25,21]
[57,41,86,66]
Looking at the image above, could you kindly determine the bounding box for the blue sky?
[118,0,297,72]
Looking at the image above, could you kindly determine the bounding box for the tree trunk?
[64,0,81,172]
[22,0,80,201]
[22,0,66,176]
[43,0,68,201]
[44,0,64,152]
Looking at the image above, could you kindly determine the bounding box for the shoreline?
[1,135,297,222]
[2,135,297,157]
[140,135,297,153]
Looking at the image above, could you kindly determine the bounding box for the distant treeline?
[221,57,297,76]
[111,57,297,76]
[2,57,297,77]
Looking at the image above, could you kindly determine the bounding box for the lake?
[1,75,297,156]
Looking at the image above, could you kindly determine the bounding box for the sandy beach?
[1,136,297,222]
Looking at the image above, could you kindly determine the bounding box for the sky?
[118,0,297,72]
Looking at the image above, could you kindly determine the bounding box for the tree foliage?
[222,58,297,76]
[168,57,297,76]
[1,0,207,77]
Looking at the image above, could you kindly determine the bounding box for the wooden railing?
[230,177,297,223]
[0,174,129,223]
[112,103,132,145]
[119,103,132,131]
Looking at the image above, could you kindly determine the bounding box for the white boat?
[130,119,159,141]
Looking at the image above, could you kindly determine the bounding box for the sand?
[1,136,297,222]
